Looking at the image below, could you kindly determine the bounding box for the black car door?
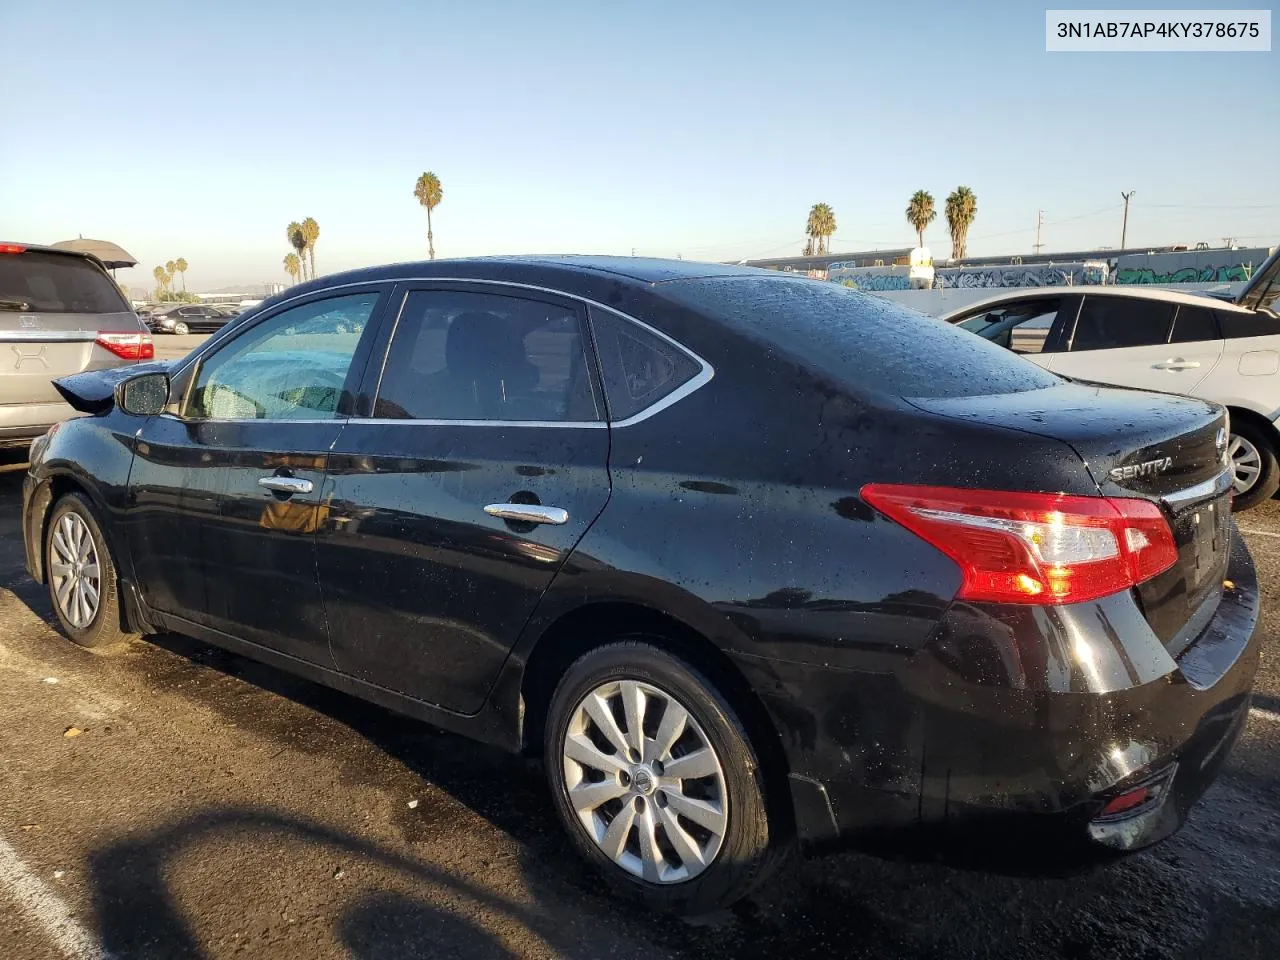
[317,282,611,713]
[128,285,391,662]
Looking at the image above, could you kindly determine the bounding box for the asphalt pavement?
[0,370,1278,957]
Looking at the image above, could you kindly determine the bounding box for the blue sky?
[1,0,1276,290]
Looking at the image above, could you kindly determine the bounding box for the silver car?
[0,242,153,450]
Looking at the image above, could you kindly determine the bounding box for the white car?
[942,247,1280,509]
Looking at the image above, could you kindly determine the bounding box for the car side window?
[185,292,379,421]
[1219,308,1280,339]
[1069,297,1174,352]
[1169,304,1220,343]
[957,299,1062,355]
[372,289,599,422]
[590,307,702,419]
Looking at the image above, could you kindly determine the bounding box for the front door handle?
[1152,358,1201,371]
[484,503,569,525]
[258,476,314,495]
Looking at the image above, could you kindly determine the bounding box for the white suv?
[943,247,1280,509]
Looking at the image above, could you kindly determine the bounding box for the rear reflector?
[95,332,155,361]
[0,243,27,254]
[1098,786,1150,818]
[861,484,1178,605]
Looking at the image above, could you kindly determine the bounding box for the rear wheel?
[1228,420,1279,511]
[544,641,780,914]
[45,494,137,649]
[172,321,189,336]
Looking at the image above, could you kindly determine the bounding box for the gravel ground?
[0,425,1277,959]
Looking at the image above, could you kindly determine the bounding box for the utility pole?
[1033,210,1045,254]
[1120,190,1135,249]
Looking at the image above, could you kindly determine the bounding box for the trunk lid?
[0,311,141,404]
[909,382,1231,652]
[0,246,144,404]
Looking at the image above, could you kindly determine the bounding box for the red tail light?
[0,243,27,254]
[95,331,155,361]
[861,484,1178,605]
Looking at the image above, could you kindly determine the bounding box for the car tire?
[544,640,782,914]
[172,321,189,336]
[1228,420,1279,511]
[45,493,138,649]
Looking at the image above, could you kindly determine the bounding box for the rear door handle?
[258,476,314,495]
[1152,358,1201,371]
[484,503,569,525]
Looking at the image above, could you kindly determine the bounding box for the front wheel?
[45,493,137,649]
[544,641,781,914]
[1228,420,1279,511]
[172,321,189,336]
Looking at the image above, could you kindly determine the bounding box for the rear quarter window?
[1218,308,1280,339]
[661,276,1059,399]
[0,251,129,314]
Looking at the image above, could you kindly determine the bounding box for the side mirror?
[117,372,171,416]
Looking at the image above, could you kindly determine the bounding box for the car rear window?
[0,251,129,314]
[661,276,1059,399]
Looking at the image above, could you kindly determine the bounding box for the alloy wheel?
[49,513,101,629]
[1229,432,1262,494]
[561,678,728,884]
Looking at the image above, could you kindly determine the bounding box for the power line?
[1144,203,1280,210]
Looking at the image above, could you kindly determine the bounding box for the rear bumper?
[737,528,1260,868]
[0,400,77,447]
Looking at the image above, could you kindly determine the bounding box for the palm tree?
[283,253,301,285]
[287,222,308,280]
[906,190,937,248]
[165,259,176,290]
[944,187,978,261]
[808,203,837,255]
[174,257,188,292]
[301,217,319,279]
[152,265,168,298]
[413,172,443,260]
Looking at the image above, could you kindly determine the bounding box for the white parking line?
[1237,527,1280,539]
[0,835,110,960]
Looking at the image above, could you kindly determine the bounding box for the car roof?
[939,284,1255,320]
[275,255,768,296]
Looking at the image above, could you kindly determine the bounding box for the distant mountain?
[193,282,286,297]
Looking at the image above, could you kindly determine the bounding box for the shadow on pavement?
[86,808,567,959]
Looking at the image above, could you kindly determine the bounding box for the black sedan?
[145,303,233,335]
[21,257,1260,914]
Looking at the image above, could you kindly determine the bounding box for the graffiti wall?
[1112,247,1268,285]
[828,262,1105,291]
[826,246,1272,292]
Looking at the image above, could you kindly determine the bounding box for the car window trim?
[363,281,605,427]
[168,284,393,424]
[346,278,713,428]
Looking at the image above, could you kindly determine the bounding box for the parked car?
[0,241,153,451]
[208,303,243,319]
[942,246,1280,509]
[22,257,1258,913]
[146,303,234,335]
